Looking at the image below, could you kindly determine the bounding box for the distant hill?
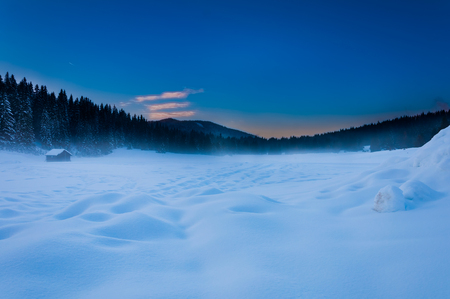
[155,118,255,139]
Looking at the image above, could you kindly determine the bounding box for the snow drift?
[413,125,450,169]
[373,127,449,212]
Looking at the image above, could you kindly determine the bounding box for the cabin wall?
[46,152,71,162]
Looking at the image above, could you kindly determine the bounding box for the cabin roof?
[45,149,72,156]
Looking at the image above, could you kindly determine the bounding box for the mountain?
[155,118,255,139]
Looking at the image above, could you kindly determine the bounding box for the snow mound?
[54,193,123,220]
[400,180,443,202]
[0,224,27,240]
[413,126,450,169]
[373,185,405,213]
[110,194,163,214]
[91,212,185,241]
[198,188,223,196]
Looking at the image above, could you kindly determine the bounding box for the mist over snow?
[1,127,450,298]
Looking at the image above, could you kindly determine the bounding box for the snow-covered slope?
[372,127,450,212]
[0,128,449,298]
[157,118,254,138]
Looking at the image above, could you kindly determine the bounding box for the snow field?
[1,127,450,298]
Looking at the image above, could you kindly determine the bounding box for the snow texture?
[0,127,450,298]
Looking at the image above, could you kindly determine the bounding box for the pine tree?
[32,84,44,141]
[56,90,70,148]
[4,73,19,120]
[15,78,35,150]
[111,106,124,147]
[68,95,79,144]
[46,92,59,147]
[40,108,53,149]
[438,115,449,132]
[0,91,16,148]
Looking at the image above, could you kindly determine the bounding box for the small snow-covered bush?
[373,185,405,213]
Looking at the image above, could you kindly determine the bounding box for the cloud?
[148,102,190,111]
[119,101,131,107]
[129,88,202,120]
[136,88,204,102]
[150,111,195,119]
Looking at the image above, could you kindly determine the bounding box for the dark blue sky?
[1,0,450,137]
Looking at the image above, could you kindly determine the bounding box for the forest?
[0,72,449,156]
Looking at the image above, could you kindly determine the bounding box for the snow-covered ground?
[1,128,450,298]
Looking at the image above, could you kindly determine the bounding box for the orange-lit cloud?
[148,102,190,111]
[136,88,204,102]
[150,111,195,119]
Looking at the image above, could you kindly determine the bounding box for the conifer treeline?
[0,72,449,155]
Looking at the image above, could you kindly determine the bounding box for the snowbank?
[372,127,450,212]
[413,126,450,169]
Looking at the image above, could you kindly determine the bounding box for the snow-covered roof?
[45,149,72,156]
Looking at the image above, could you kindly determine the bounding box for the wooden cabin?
[45,149,72,162]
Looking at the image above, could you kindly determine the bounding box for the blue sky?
[1,0,450,137]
